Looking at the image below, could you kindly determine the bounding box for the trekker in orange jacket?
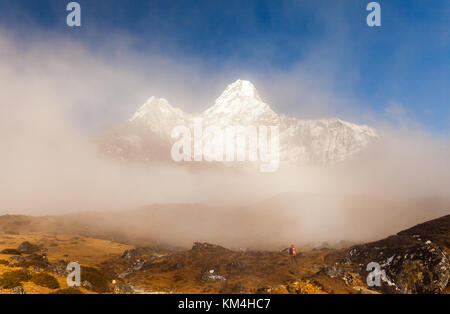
[289,244,298,264]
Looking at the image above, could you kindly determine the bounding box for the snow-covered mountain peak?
[101,80,379,166]
[203,80,277,122]
[130,96,184,121]
[219,79,261,101]
[128,96,186,137]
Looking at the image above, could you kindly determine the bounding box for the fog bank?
[0,31,449,246]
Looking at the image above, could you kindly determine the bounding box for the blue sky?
[0,0,449,133]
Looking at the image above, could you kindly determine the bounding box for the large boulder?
[17,241,40,254]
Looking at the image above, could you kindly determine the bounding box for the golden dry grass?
[0,232,131,265]
[0,263,95,294]
[0,232,132,294]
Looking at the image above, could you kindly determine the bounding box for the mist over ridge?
[0,30,449,246]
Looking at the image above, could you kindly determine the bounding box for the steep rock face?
[350,240,449,293]
[97,79,379,166]
[277,116,378,164]
[347,215,450,294]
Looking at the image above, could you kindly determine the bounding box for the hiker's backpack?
[289,247,296,256]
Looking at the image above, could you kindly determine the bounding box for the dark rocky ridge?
[346,215,450,293]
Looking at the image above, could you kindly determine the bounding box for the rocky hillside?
[101,242,353,294]
[333,215,450,294]
[100,215,450,294]
[0,214,448,294]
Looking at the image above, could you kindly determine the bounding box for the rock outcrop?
[17,241,40,254]
[348,215,450,293]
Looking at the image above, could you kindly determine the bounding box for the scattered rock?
[267,284,289,294]
[11,286,25,294]
[81,280,93,289]
[320,264,345,278]
[118,258,147,279]
[47,261,69,276]
[9,256,25,263]
[118,248,164,278]
[31,266,43,273]
[226,261,246,270]
[113,283,135,294]
[318,256,360,287]
[121,247,153,260]
[201,271,226,282]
